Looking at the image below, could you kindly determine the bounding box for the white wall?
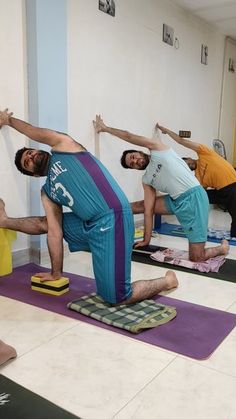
[67,0,225,204]
[219,38,236,163]
[0,0,29,255]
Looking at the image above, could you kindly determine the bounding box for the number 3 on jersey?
[55,182,74,207]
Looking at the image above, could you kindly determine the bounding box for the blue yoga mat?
[155,223,236,246]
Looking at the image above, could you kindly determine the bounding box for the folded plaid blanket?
[67,293,177,333]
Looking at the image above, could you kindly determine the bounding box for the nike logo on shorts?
[100,226,111,232]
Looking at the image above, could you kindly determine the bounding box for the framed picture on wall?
[99,0,115,17]
[201,44,208,65]
[162,24,174,46]
[228,58,235,73]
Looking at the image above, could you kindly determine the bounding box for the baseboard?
[12,249,31,267]
[12,244,70,268]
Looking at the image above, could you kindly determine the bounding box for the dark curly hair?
[14,147,35,176]
[120,149,138,169]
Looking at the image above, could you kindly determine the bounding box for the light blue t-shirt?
[142,148,199,199]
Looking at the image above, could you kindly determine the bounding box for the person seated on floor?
[0,340,17,366]
[156,122,236,239]
[93,115,229,262]
[0,108,178,305]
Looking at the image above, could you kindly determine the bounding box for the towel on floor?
[68,293,177,333]
[150,247,225,273]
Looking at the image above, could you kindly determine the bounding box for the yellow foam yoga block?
[0,228,17,276]
[31,275,69,296]
[134,228,144,239]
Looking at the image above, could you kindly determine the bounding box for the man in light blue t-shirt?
[94,115,229,262]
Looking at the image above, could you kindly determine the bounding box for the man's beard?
[33,151,50,176]
[138,153,150,169]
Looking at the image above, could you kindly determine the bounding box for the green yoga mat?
[132,245,236,283]
[0,375,80,419]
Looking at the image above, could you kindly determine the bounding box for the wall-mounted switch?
[179,130,191,138]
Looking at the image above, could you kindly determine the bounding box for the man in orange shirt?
[156,122,236,238]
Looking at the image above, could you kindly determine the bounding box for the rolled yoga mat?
[0,263,235,360]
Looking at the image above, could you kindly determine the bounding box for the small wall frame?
[228,58,235,73]
[163,24,174,46]
[201,44,208,65]
[99,0,115,17]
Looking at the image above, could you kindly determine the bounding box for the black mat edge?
[132,245,236,283]
[0,374,80,419]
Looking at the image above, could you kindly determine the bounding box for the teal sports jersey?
[42,150,133,304]
[43,151,130,220]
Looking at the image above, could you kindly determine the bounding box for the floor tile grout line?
[111,355,178,418]
[8,321,81,361]
[176,353,236,379]
[111,352,236,418]
[226,300,236,312]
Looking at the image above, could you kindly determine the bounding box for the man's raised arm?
[0,108,68,148]
[93,114,166,150]
[156,122,200,152]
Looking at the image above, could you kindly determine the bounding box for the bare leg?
[131,196,171,215]
[189,240,229,262]
[122,270,178,305]
[0,199,48,234]
[131,200,145,214]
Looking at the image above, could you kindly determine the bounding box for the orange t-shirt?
[195,145,236,189]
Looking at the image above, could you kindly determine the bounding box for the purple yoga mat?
[1,263,236,360]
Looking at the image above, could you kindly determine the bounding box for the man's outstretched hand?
[134,240,150,249]
[93,114,107,133]
[155,122,167,134]
[0,108,13,128]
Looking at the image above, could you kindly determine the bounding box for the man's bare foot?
[165,270,179,290]
[0,340,17,366]
[221,239,229,255]
[0,198,7,226]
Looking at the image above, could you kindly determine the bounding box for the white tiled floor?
[1,209,236,419]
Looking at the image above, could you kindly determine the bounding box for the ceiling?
[171,0,236,41]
